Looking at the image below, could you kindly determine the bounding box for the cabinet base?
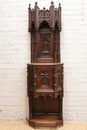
[29,115,63,128]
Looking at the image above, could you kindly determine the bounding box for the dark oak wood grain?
[27,1,63,128]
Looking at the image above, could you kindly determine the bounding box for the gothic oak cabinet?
[27,2,64,128]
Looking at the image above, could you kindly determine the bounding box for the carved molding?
[38,94,52,98]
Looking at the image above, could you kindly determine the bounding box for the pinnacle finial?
[43,7,46,10]
[29,4,31,8]
[59,3,61,7]
[35,1,38,6]
[51,1,54,6]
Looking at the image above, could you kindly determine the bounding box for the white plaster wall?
[0,0,87,121]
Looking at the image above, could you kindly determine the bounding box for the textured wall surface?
[0,0,87,121]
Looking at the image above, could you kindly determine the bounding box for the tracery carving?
[39,10,50,20]
[38,94,52,98]
[42,37,49,53]
[39,20,50,27]
[27,66,34,91]
[40,33,50,56]
[54,66,63,89]
[31,11,35,21]
[27,66,37,91]
[40,70,49,87]
[55,9,59,22]
[54,67,60,87]
[33,67,36,89]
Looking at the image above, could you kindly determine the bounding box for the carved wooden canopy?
[28,1,61,32]
[28,1,62,63]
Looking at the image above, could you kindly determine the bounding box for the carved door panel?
[36,66,54,89]
[37,29,54,63]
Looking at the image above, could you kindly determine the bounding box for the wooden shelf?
[29,114,63,128]
[36,88,54,92]
[27,63,63,65]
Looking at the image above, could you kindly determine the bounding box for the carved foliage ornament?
[54,66,63,88]
[27,66,36,90]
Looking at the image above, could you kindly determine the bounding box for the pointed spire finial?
[51,1,54,6]
[29,4,31,8]
[43,7,46,10]
[59,3,61,8]
[35,1,38,6]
